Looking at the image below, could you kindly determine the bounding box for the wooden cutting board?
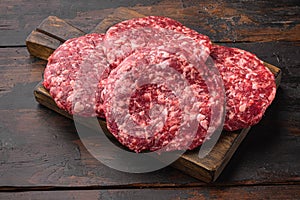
[27,8,282,183]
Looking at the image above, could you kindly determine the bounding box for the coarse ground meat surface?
[43,17,276,154]
[211,45,276,131]
[104,16,212,68]
[43,33,109,117]
[102,49,224,153]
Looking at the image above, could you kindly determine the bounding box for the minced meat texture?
[211,45,276,131]
[104,16,212,68]
[43,33,109,117]
[102,49,223,152]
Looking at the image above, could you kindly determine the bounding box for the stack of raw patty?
[43,16,276,153]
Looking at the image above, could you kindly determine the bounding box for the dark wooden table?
[0,0,299,199]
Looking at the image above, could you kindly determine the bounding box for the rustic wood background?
[0,0,299,199]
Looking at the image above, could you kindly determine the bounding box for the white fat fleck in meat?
[43,33,109,117]
[74,102,85,113]
[197,113,206,122]
[239,103,247,112]
[200,120,208,130]
[211,45,276,131]
[103,48,216,152]
[104,16,211,68]
[252,82,258,89]
[66,94,74,102]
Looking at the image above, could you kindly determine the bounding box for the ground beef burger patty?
[211,45,276,131]
[104,16,212,68]
[43,33,109,117]
[102,49,224,153]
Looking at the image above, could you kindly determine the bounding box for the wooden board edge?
[29,13,282,183]
[26,16,87,60]
[171,62,281,182]
[263,62,282,88]
[34,83,118,143]
[34,83,71,119]
[33,83,252,183]
[36,16,86,42]
[33,60,281,183]
[213,127,251,181]
[171,154,214,182]
[92,7,146,33]
[171,128,250,183]
[26,30,62,60]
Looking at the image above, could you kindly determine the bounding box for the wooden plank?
[129,0,300,42]
[26,16,86,60]
[1,0,299,46]
[0,48,46,96]
[25,2,300,59]
[25,8,145,60]
[26,10,283,182]
[0,0,131,46]
[174,62,282,182]
[92,7,146,33]
[25,9,145,60]
[36,16,86,42]
[1,185,300,200]
[33,61,281,183]
[0,44,299,188]
[0,2,299,197]
[26,30,61,61]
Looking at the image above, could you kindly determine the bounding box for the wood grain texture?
[26,16,87,60]
[26,31,61,61]
[1,0,300,46]
[26,11,283,183]
[25,10,146,60]
[32,61,282,183]
[1,0,300,198]
[36,16,86,42]
[0,42,299,189]
[1,185,300,200]
[0,0,156,46]
[130,0,300,42]
[92,7,146,33]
